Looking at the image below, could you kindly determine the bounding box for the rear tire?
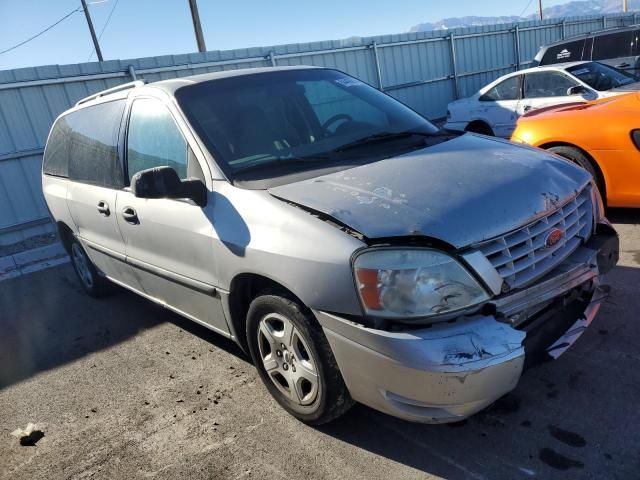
[246,292,354,425]
[69,237,112,297]
[547,146,604,195]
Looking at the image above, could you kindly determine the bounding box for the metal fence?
[0,12,637,245]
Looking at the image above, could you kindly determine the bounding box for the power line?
[518,0,536,18]
[0,7,82,56]
[88,0,120,61]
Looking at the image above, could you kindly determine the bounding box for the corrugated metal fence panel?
[0,155,53,245]
[388,80,455,119]
[457,29,516,74]
[0,12,637,245]
[519,23,564,64]
[379,38,451,85]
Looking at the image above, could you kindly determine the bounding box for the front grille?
[472,187,593,291]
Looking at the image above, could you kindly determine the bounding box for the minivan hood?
[269,134,591,249]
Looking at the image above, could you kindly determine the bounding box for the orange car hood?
[522,93,640,120]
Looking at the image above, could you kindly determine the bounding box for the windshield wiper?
[232,155,327,176]
[332,130,432,153]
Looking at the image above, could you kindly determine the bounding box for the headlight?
[353,248,490,320]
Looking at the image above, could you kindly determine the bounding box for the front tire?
[547,146,604,195]
[69,238,112,297]
[246,292,353,425]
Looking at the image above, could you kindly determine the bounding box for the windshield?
[566,62,638,91]
[175,69,439,183]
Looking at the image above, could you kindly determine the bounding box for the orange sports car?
[511,93,640,207]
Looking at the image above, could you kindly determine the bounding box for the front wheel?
[547,146,604,197]
[246,293,353,425]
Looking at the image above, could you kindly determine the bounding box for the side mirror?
[131,166,183,199]
[131,166,207,207]
[478,94,493,102]
[567,85,588,96]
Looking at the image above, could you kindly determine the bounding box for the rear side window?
[592,31,632,61]
[481,76,520,101]
[523,72,578,98]
[540,40,586,65]
[126,98,188,182]
[44,100,126,187]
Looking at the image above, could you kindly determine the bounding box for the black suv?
[532,26,640,74]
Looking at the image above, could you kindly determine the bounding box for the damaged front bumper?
[315,228,619,423]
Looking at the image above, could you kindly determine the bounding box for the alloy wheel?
[256,312,319,406]
[71,243,94,289]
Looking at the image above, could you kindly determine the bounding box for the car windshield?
[175,69,439,183]
[566,62,638,91]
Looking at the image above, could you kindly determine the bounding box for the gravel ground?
[0,210,638,480]
[0,232,57,258]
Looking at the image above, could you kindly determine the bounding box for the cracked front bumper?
[316,229,618,423]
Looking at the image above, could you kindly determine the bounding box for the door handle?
[97,201,110,216]
[121,207,139,225]
[616,62,630,68]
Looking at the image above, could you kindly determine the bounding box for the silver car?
[42,66,619,425]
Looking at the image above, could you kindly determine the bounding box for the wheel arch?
[465,119,494,135]
[539,141,607,199]
[226,272,306,354]
[56,221,75,254]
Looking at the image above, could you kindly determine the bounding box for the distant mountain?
[410,16,522,32]
[410,0,640,32]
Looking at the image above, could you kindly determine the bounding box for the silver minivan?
[42,67,619,425]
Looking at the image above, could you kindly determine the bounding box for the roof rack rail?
[75,80,146,106]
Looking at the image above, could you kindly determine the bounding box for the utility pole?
[538,0,543,20]
[80,0,103,61]
[188,0,207,52]
[623,0,628,12]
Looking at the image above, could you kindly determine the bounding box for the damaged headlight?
[353,248,490,320]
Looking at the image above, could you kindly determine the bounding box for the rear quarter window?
[540,39,586,65]
[592,31,633,61]
[44,99,126,188]
[43,116,72,177]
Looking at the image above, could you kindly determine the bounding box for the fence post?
[561,19,566,39]
[268,51,277,67]
[371,41,384,91]
[603,16,607,29]
[449,34,459,99]
[514,25,521,70]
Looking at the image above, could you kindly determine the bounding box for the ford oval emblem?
[544,228,563,248]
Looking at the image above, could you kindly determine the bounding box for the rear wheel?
[547,146,604,195]
[246,292,353,425]
[465,122,494,136]
[69,238,112,297]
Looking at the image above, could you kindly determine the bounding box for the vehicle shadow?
[0,263,248,390]
[211,192,251,258]
[606,207,639,225]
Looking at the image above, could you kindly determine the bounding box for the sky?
[0,0,571,71]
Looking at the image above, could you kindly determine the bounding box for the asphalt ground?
[1,209,639,480]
